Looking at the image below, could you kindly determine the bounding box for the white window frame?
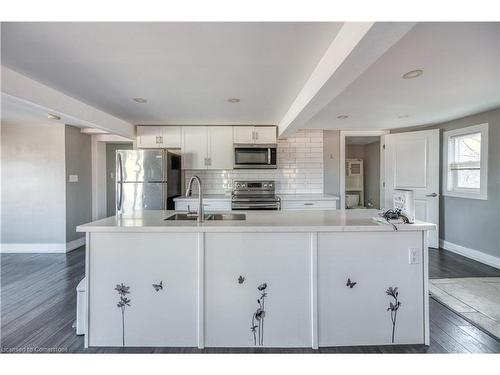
[443,123,488,200]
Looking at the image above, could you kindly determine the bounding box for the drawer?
[281,200,337,210]
[175,200,231,212]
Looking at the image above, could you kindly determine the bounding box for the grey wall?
[346,144,365,159]
[106,142,133,216]
[323,130,341,196]
[364,141,380,209]
[65,125,92,242]
[392,108,500,259]
[1,122,66,244]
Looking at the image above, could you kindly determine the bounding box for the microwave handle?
[268,148,271,164]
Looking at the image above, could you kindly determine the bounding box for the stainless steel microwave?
[234,144,277,169]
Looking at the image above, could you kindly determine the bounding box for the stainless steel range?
[231,180,281,210]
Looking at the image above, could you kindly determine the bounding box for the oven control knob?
[235,183,240,188]
[269,183,273,188]
[263,184,268,188]
[242,184,246,188]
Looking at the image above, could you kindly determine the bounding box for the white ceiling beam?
[80,128,109,134]
[278,22,416,137]
[1,66,135,139]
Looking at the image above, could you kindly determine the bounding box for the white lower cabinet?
[281,200,337,210]
[317,231,424,346]
[88,233,198,347]
[204,233,311,347]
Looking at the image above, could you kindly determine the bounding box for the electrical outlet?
[68,174,79,183]
[408,248,421,264]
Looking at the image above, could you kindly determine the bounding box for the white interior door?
[383,129,439,247]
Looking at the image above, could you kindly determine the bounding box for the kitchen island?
[77,210,435,349]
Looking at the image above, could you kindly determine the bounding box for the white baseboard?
[1,237,86,254]
[66,237,86,252]
[440,239,500,269]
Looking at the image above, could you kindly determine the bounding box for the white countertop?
[174,193,340,201]
[77,209,435,233]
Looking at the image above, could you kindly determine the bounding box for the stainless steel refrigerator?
[116,149,181,214]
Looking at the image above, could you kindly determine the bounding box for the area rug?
[429,277,500,340]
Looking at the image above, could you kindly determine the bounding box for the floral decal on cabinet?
[251,282,268,346]
[115,283,131,347]
[386,286,402,344]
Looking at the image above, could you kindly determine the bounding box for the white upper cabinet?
[233,126,255,144]
[182,126,234,170]
[233,126,277,144]
[182,126,208,170]
[207,127,234,170]
[136,126,181,148]
[161,126,182,148]
[254,126,277,144]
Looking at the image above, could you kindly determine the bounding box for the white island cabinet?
[77,210,434,349]
[205,233,311,347]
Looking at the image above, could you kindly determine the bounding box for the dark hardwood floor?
[2,246,499,354]
[429,247,500,279]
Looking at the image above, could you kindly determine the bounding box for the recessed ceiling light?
[402,69,424,79]
[337,115,349,119]
[47,113,61,120]
[133,97,147,103]
[227,98,240,103]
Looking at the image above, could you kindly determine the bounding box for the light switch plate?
[69,174,79,183]
[408,248,421,264]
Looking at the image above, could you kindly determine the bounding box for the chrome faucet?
[185,175,204,223]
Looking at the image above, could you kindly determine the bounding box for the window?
[443,123,488,200]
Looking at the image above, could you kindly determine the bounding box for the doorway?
[106,142,133,216]
[344,136,381,209]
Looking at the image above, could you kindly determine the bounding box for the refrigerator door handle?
[117,153,124,212]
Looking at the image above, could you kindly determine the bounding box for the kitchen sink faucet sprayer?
[185,176,204,223]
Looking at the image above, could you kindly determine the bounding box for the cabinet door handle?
[426,193,438,197]
[303,202,314,206]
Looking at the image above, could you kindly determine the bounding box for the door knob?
[426,193,438,197]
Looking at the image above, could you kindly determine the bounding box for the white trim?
[66,237,86,252]
[339,130,388,210]
[310,232,319,350]
[197,232,205,349]
[442,123,488,200]
[422,232,430,345]
[1,237,86,253]
[440,239,500,269]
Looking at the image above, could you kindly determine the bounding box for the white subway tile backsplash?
[184,129,324,194]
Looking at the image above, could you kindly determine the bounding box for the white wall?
[1,122,66,247]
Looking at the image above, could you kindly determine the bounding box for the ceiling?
[309,22,500,130]
[1,94,65,127]
[2,22,499,133]
[1,22,342,126]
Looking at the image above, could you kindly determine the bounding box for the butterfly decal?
[346,278,357,288]
[238,275,246,284]
[152,281,163,292]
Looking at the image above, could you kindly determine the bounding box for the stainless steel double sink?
[165,213,246,221]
